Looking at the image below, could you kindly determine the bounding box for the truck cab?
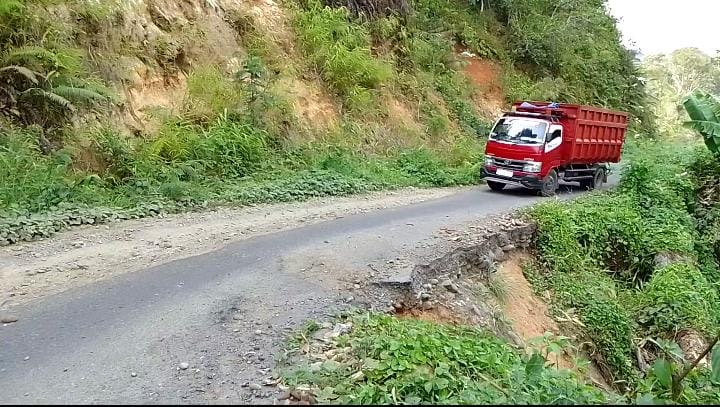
[481,102,628,196]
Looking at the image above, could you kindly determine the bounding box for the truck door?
[544,124,563,172]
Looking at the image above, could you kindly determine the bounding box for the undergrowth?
[529,142,720,401]
[282,313,612,404]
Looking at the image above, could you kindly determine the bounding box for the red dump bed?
[513,102,629,164]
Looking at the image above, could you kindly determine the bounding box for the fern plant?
[683,91,720,154]
[0,47,114,141]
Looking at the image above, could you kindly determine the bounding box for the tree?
[643,48,720,138]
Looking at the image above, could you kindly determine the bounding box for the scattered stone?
[1,315,19,323]
[429,278,439,285]
[420,292,431,301]
[249,383,262,391]
[277,391,292,400]
[71,241,85,248]
[254,329,263,335]
[131,372,137,377]
[179,362,190,370]
[442,280,459,293]
[23,356,30,361]
[501,244,516,252]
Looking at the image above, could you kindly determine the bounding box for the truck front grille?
[488,157,525,171]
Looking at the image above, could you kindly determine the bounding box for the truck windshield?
[489,118,547,145]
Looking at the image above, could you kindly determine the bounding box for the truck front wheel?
[539,170,558,197]
[487,181,506,191]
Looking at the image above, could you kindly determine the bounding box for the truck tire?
[579,168,605,190]
[487,180,506,191]
[539,170,558,197]
[591,168,605,189]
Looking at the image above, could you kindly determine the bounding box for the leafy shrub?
[294,1,393,106]
[638,264,720,335]
[394,148,453,186]
[283,314,609,404]
[195,118,273,177]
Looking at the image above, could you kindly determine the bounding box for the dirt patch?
[385,95,423,136]
[497,252,559,342]
[459,53,505,119]
[396,304,465,325]
[497,252,611,389]
[276,77,340,137]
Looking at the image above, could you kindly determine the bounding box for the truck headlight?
[484,156,494,166]
[523,161,542,173]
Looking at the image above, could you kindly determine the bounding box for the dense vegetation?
[529,138,720,403]
[283,313,615,404]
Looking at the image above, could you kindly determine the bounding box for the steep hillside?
[0,0,648,242]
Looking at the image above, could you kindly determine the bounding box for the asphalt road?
[0,179,616,404]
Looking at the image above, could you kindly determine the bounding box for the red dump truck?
[481,101,628,196]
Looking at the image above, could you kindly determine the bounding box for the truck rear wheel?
[592,168,605,189]
[579,168,605,190]
[487,181,506,191]
[539,170,558,197]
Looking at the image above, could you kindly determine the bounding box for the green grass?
[0,119,482,245]
[528,141,720,397]
[281,313,611,404]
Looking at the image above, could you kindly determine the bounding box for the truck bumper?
[481,166,543,189]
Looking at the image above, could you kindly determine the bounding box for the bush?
[283,314,609,404]
[639,263,720,336]
[294,1,393,107]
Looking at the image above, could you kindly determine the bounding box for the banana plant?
[683,90,720,154]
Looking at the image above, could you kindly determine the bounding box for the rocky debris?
[441,279,459,293]
[1,314,19,323]
[179,362,190,370]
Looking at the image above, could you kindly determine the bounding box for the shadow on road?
[486,181,595,197]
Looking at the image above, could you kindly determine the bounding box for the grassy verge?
[0,122,482,245]
[527,142,720,403]
[281,313,613,404]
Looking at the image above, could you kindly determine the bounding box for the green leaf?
[711,343,720,383]
[652,358,673,389]
[525,352,545,379]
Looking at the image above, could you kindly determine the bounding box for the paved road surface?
[0,179,615,404]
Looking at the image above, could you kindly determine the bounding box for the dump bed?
[513,102,628,164]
